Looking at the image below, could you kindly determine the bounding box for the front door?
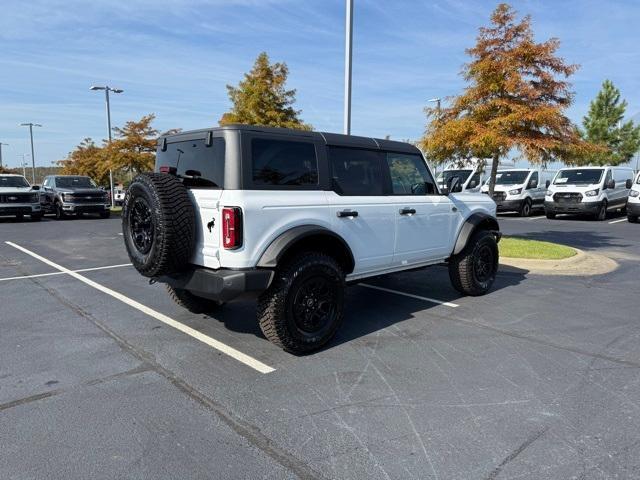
[383,152,457,265]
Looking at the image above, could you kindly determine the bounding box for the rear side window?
[157,138,225,188]
[328,147,384,196]
[252,138,318,186]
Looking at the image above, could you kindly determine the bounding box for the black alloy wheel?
[290,275,339,337]
[129,197,154,255]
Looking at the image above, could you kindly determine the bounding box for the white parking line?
[528,215,546,220]
[359,283,459,308]
[609,218,627,224]
[0,264,132,283]
[5,241,275,374]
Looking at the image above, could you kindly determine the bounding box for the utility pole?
[19,123,41,184]
[90,85,123,208]
[343,0,353,135]
[0,142,8,169]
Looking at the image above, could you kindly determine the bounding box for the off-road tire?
[448,230,499,296]
[519,198,532,217]
[166,285,221,314]
[628,215,639,223]
[122,173,195,278]
[257,252,345,355]
[545,211,556,219]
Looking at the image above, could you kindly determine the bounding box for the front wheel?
[100,210,111,219]
[629,215,639,223]
[257,252,345,354]
[30,213,42,222]
[54,202,66,220]
[519,199,532,217]
[595,202,607,221]
[449,230,499,296]
[166,285,221,314]
[545,211,556,219]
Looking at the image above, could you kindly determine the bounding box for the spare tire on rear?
[122,173,195,277]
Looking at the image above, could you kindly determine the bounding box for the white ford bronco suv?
[122,126,501,353]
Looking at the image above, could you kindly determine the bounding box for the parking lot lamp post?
[344,0,353,135]
[0,142,8,168]
[19,123,41,184]
[90,85,123,208]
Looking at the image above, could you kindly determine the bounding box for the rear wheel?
[257,252,345,354]
[519,198,532,217]
[595,201,607,221]
[166,285,221,314]
[449,230,499,296]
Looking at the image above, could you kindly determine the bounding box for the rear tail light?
[222,207,243,249]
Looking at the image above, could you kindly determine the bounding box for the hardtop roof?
[158,124,420,154]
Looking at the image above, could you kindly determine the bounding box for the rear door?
[156,136,225,269]
[326,146,396,276]
[383,152,457,265]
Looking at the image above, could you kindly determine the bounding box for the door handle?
[399,208,416,215]
[337,210,358,218]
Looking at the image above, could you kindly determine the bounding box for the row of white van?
[436,164,640,222]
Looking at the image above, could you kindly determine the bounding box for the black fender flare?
[257,225,355,273]
[452,212,501,256]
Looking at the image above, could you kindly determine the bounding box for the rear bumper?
[544,200,601,214]
[495,199,523,212]
[159,267,275,303]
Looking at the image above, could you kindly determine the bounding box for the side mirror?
[31,185,40,191]
[545,180,551,188]
[529,179,538,189]
[605,178,616,190]
[468,180,477,189]
[447,176,463,194]
[626,179,633,189]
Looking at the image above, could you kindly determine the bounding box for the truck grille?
[553,192,582,204]
[492,192,506,202]
[65,194,106,204]
[0,193,33,204]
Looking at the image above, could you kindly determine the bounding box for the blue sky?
[1,0,640,169]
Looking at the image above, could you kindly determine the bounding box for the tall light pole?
[0,142,8,169]
[428,97,441,113]
[19,123,41,184]
[90,85,123,207]
[344,0,353,135]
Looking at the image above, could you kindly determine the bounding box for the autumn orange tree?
[420,3,597,195]
[57,138,109,184]
[219,52,312,130]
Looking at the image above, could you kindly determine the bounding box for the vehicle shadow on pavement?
[201,265,527,353]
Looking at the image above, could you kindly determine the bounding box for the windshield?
[0,176,30,188]
[554,169,604,185]
[437,169,473,185]
[494,171,529,185]
[636,174,640,185]
[55,176,97,189]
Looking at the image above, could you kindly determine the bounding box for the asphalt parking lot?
[1,212,639,480]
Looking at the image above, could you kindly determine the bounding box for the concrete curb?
[499,248,619,276]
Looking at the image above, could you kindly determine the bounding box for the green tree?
[419,4,599,195]
[219,52,312,131]
[581,80,640,165]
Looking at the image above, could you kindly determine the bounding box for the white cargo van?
[481,168,556,217]
[436,160,485,193]
[545,166,634,220]
[627,171,640,223]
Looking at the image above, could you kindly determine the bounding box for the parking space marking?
[0,264,132,283]
[359,283,459,308]
[609,218,627,224]
[5,241,275,374]
[528,215,546,220]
